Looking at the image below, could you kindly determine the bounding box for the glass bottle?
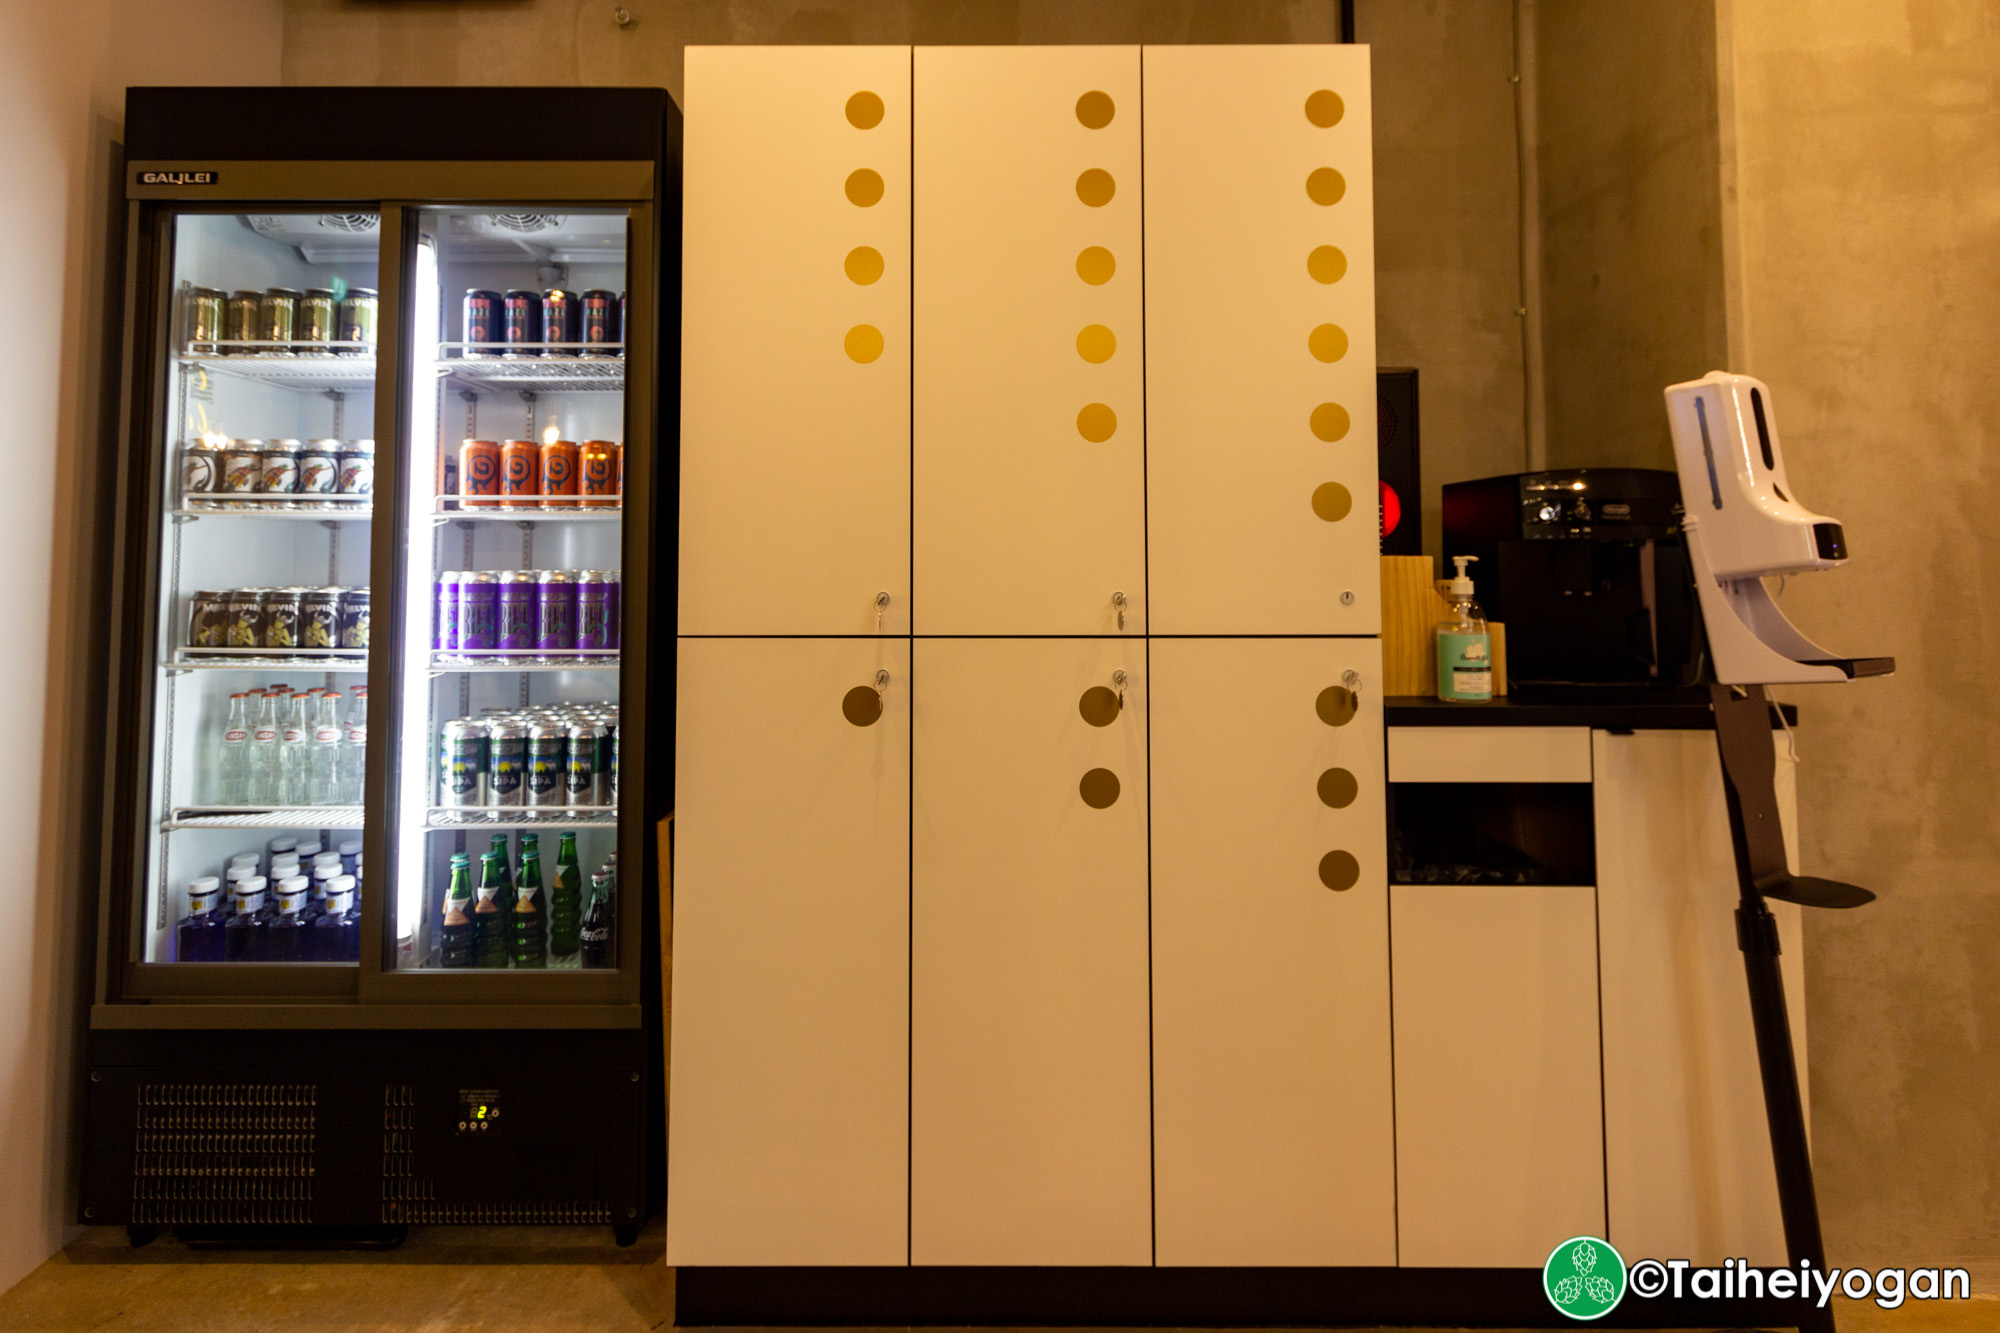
[472,850,508,967]
[308,689,344,804]
[511,847,546,968]
[340,686,369,805]
[579,869,612,969]
[248,692,282,805]
[548,831,582,967]
[278,691,311,805]
[215,693,251,805]
[440,853,474,968]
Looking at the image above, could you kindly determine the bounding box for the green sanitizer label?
[1437,631,1493,701]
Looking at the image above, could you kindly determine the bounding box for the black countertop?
[1385,688,1797,731]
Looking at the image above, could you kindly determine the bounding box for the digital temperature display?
[457,1089,502,1136]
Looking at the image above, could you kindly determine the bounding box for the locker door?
[911,638,1151,1265]
[1143,45,1379,635]
[1149,638,1395,1266]
[667,638,909,1265]
[681,47,912,635]
[913,47,1145,635]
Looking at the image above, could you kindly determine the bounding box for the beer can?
[498,571,538,654]
[603,570,622,650]
[337,439,374,496]
[576,571,616,652]
[609,725,618,801]
[459,571,500,652]
[459,439,500,508]
[262,588,305,650]
[186,287,225,352]
[501,438,539,505]
[539,439,579,506]
[224,290,260,353]
[297,440,340,497]
[525,723,567,807]
[462,289,503,354]
[337,288,377,351]
[580,440,618,507]
[299,288,336,350]
[259,439,301,498]
[581,289,620,355]
[502,289,542,357]
[590,720,617,806]
[337,588,370,650]
[441,720,487,808]
[619,291,627,358]
[486,722,526,808]
[434,572,460,652]
[188,591,228,648]
[180,436,224,500]
[224,589,267,649]
[535,570,578,660]
[260,288,299,350]
[221,440,263,497]
[566,723,603,807]
[542,288,579,357]
[301,588,342,653]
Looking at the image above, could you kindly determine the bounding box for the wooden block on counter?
[1380,556,1442,696]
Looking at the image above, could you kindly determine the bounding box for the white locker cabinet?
[912,47,1146,635]
[1391,884,1606,1267]
[680,47,912,635]
[1150,639,1396,1267]
[1144,45,1380,635]
[911,637,1151,1265]
[1594,729,1807,1266]
[667,638,910,1266]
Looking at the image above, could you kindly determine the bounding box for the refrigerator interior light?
[396,234,442,946]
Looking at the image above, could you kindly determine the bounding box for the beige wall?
[0,0,284,1295]
[1726,0,2000,1264]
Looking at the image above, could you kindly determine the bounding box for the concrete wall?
[0,0,284,1294]
[1725,0,2000,1265]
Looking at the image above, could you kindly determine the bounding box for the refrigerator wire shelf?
[434,344,625,395]
[178,348,377,392]
[426,806,617,830]
[429,652,618,675]
[176,496,374,520]
[432,503,621,524]
[165,806,365,831]
[170,650,368,671]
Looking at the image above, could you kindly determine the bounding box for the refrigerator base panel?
[81,1029,647,1230]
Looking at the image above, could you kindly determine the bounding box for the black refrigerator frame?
[80,87,679,1236]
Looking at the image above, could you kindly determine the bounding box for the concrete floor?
[0,1228,1996,1332]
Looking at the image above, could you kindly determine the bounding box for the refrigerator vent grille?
[376,1085,609,1225]
[129,1083,316,1225]
[489,213,566,234]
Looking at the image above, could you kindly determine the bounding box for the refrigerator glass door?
[389,207,628,973]
[146,209,381,967]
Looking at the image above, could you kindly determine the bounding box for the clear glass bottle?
[215,692,251,805]
[308,689,344,805]
[248,692,282,805]
[278,691,311,805]
[340,685,368,805]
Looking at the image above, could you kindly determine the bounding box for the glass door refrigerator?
[82,87,676,1244]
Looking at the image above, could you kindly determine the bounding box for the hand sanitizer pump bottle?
[1436,555,1494,703]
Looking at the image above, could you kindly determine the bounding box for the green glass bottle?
[472,851,507,968]
[487,832,515,944]
[439,853,474,969]
[511,847,547,969]
[548,831,583,967]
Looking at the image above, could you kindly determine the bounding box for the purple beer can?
[535,570,577,661]
[497,571,538,655]
[576,571,615,653]
[435,571,461,651]
[459,571,500,652]
[606,570,621,649]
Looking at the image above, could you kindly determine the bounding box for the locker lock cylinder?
[1342,668,1362,700]
[1112,669,1127,709]
[1111,590,1127,629]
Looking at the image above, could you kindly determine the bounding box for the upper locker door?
[913,48,1145,636]
[1144,45,1379,635]
[681,47,912,635]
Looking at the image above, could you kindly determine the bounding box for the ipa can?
[525,724,566,808]
[487,721,526,809]
[565,723,603,808]
[441,720,486,808]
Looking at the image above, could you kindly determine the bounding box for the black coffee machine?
[1441,468,1703,688]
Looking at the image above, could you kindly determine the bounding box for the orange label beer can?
[459,439,501,508]
[540,439,580,507]
[581,440,619,508]
[501,439,541,505]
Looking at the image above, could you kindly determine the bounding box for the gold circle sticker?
[1307,245,1348,284]
[1315,685,1357,727]
[1319,850,1361,891]
[1075,324,1116,364]
[846,91,885,129]
[845,168,885,207]
[1076,90,1115,128]
[1306,167,1346,206]
[844,324,885,363]
[1305,89,1345,128]
[844,246,885,285]
[841,685,882,727]
[1078,686,1121,728]
[1310,402,1351,442]
[1076,402,1118,442]
[1309,323,1349,363]
[1080,767,1121,808]
[1075,168,1116,207]
[1075,246,1116,285]
[1311,482,1353,522]
[1317,767,1359,808]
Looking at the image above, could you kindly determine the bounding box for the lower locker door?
[911,638,1152,1265]
[1149,638,1396,1266]
[667,638,909,1265]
